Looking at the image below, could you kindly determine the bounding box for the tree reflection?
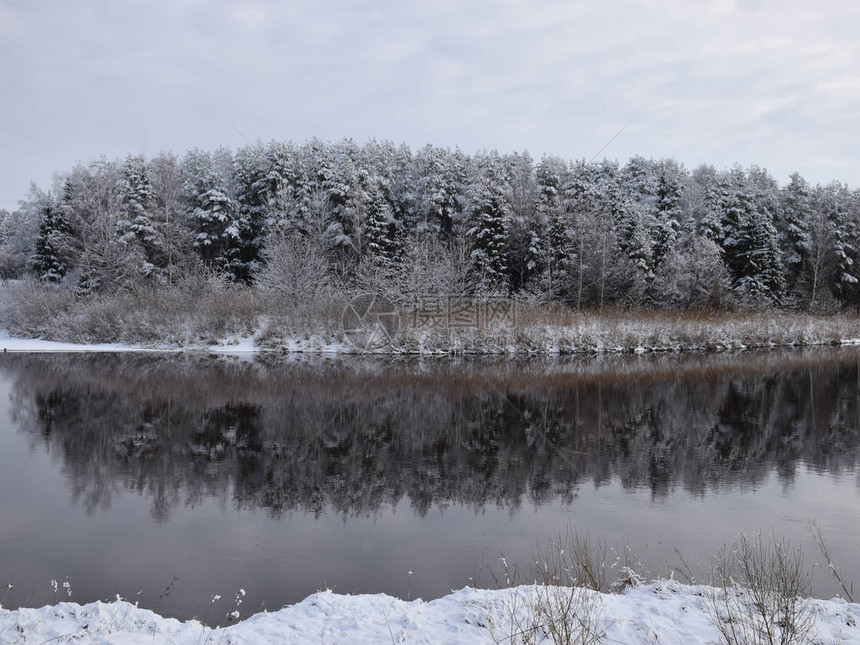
[4,350,860,520]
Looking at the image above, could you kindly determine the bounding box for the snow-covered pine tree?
[719,166,752,287]
[228,145,269,283]
[721,166,784,305]
[371,141,415,266]
[651,164,683,270]
[118,154,160,277]
[362,181,396,270]
[734,206,785,303]
[410,144,467,241]
[182,148,235,267]
[694,167,727,246]
[466,152,510,292]
[31,196,70,283]
[0,185,43,279]
[778,172,812,291]
[532,155,571,299]
[319,140,359,261]
[263,140,299,234]
[378,142,418,244]
[749,166,786,304]
[621,155,658,201]
[118,155,156,244]
[290,139,328,239]
[819,181,860,309]
[606,162,654,288]
[500,151,538,291]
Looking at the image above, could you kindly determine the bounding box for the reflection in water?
[7,350,860,521]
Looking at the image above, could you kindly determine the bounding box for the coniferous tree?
[413,144,460,238]
[605,162,653,301]
[778,172,813,296]
[261,140,300,234]
[745,166,785,303]
[291,139,329,239]
[533,156,571,299]
[183,148,235,268]
[319,140,360,262]
[697,173,727,245]
[819,182,860,309]
[502,152,537,291]
[718,167,784,304]
[229,145,269,283]
[734,205,785,303]
[621,155,658,200]
[363,181,397,270]
[466,152,510,291]
[31,198,70,283]
[652,165,683,270]
[118,154,159,276]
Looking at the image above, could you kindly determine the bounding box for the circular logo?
[341,294,400,351]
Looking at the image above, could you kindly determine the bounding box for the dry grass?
[7,279,285,347]
[512,303,860,353]
[3,281,860,354]
[810,522,855,604]
[485,529,651,644]
[704,533,815,645]
[484,528,836,645]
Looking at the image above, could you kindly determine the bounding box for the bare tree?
[256,232,334,308]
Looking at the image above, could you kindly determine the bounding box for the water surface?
[0,350,858,621]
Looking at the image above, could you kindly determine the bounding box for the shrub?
[704,533,814,645]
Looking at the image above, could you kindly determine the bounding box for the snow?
[206,335,260,355]
[0,332,163,354]
[1,583,858,644]
[0,332,262,355]
[0,331,356,355]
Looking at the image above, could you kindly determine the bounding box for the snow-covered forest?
[2,139,859,313]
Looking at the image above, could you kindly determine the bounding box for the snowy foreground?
[2,583,859,644]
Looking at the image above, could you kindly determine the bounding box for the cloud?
[1,0,860,209]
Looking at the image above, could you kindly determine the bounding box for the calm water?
[0,350,859,621]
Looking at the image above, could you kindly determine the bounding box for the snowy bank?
[6,304,860,356]
[2,583,859,644]
[0,332,259,355]
[5,326,860,358]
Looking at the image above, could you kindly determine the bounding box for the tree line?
[2,138,859,311]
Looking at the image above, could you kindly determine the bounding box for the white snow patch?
[1,583,858,644]
[0,333,166,354]
[206,335,259,354]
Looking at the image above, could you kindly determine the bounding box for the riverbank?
[258,308,860,355]
[3,310,860,356]
[5,279,860,355]
[2,582,858,644]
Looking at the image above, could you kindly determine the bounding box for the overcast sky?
[2,0,860,211]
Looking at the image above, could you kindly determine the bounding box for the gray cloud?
[2,0,859,209]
